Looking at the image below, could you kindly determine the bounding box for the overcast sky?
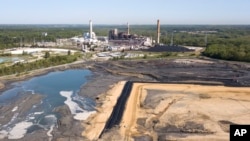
[0,0,249,24]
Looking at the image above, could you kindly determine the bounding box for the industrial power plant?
[67,19,194,55]
[70,20,154,52]
[20,19,194,55]
[108,22,153,47]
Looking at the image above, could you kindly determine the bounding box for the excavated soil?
[81,58,250,141]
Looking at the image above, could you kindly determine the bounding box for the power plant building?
[82,20,98,44]
[108,23,152,47]
[108,22,134,40]
[83,20,96,40]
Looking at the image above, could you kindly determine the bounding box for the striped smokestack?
[157,19,160,44]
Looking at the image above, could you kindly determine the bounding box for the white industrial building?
[82,20,98,44]
[71,20,105,48]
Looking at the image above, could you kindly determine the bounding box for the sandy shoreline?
[82,81,126,140]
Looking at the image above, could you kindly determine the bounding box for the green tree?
[67,50,71,55]
[44,51,50,58]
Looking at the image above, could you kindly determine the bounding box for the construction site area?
[1,20,250,141]
[79,58,250,141]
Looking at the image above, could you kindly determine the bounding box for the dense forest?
[0,24,250,62]
[203,44,250,62]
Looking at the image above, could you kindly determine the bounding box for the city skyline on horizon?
[0,0,250,25]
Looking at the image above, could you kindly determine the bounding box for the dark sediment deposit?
[89,59,250,87]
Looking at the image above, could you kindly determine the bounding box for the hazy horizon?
[1,24,250,26]
[1,0,250,25]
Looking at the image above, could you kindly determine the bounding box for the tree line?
[1,25,250,49]
[0,54,79,76]
[0,26,84,49]
[203,44,250,62]
[1,24,250,62]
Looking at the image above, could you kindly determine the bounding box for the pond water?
[0,69,95,139]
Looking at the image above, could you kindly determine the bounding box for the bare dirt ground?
[82,81,126,140]
[119,83,250,141]
[82,58,250,141]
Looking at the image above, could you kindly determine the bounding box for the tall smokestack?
[127,22,130,35]
[89,20,93,39]
[157,19,160,44]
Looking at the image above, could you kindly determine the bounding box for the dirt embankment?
[82,81,126,140]
[80,58,250,140]
[118,83,250,141]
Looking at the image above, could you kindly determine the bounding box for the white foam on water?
[44,114,57,122]
[28,117,35,120]
[34,111,44,115]
[60,91,96,121]
[60,91,84,114]
[8,121,33,139]
[43,114,57,137]
[11,106,18,112]
[74,111,96,120]
[47,125,54,137]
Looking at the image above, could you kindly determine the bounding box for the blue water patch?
[0,69,95,138]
